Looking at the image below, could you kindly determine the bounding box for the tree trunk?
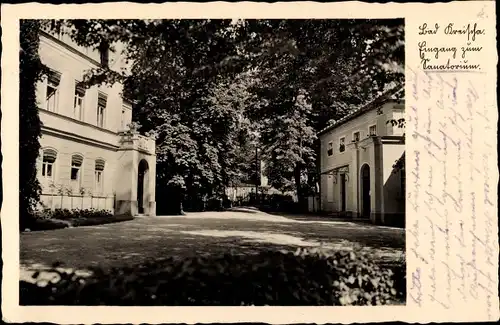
[294,163,302,206]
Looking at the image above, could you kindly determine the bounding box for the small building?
[318,88,405,226]
[35,28,156,216]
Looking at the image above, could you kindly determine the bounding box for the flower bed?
[20,248,405,305]
[24,209,133,232]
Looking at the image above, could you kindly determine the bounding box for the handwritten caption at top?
[418,23,485,71]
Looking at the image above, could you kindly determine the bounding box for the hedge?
[20,248,405,305]
[24,209,133,231]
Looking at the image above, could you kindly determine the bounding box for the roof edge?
[318,86,404,137]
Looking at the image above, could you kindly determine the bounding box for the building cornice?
[41,126,120,151]
[318,86,404,137]
[40,30,103,68]
[40,109,118,136]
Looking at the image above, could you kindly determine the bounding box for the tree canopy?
[32,19,404,213]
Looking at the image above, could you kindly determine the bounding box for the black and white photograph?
[17,18,406,306]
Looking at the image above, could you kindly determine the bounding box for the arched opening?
[137,159,149,215]
[360,164,371,217]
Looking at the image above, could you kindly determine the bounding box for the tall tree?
[240,19,404,203]
[19,20,47,229]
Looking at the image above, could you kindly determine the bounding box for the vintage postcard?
[1,1,498,323]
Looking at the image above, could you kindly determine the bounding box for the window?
[353,132,360,142]
[95,159,105,194]
[339,137,346,152]
[70,155,83,190]
[74,82,85,120]
[369,125,377,136]
[45,71,61,112]
[327,142,333,156]
[41,149,57,183]
[97,93,107,128]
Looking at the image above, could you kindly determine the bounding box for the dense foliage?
[19,20,46,229]
[243,20,404,201]
[20,248,405,305]
[25,19,404,215]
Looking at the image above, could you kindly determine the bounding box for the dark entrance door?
[137,168,145,214]
[340,173,346,212]
[361,165,371,217]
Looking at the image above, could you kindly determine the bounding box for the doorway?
[138,159,149,214]
[340,173,346,212]
[361,164,371,217]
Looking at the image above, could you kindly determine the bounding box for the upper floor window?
[339,137,346,152]
[95,159,105,194]
[74,82,85,120]
[97,93,107,128]
[45,70,61,112]
[70,154,84,190]
[41,148,57,183]
[327,142,333,156]
[369,125,377,136]
[353,132,360,142]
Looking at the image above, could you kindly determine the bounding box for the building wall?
[320,101,404,175]
[36,31,156,216]
[381,142,405,226]
[37,32,132,134]
[319,100,405,225]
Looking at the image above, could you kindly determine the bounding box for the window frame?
[45,71,61,112]
[368,124,377,136]
[97,92,107,128]
[327,141,333,156]
[41,148,57,186]
[73,82,86,121]
[70,154,84,190]
[352,131,361,142]
[339,136,346,153]
[94,159,106,195]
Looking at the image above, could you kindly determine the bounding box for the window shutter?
[43,149,57,162]
[98,93,107,107]
[71,155,83,166]
[48,70,62,84]
[95,159,105,171]
[75,82,85,95]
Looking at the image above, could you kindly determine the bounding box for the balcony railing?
[118,130,156,154]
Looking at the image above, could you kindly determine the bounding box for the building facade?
[35,28,156,216]
[318,89,405,226]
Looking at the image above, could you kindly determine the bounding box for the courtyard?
[20,208,405,278]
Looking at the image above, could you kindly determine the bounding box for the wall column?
[347,142,359,218]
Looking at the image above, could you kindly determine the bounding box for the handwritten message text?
[407,66,498,319]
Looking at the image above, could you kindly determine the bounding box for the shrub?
[20,248,405,305]
[25,208,125,231]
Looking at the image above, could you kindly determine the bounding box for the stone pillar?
[371,137,385,224]
[148,155,157,216]
[347,141,359,218]
[114,135,138,217]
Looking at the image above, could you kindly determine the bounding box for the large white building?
[35,28,156,216]
[318,88,405,226]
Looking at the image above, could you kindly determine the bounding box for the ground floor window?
[95,159,105,194]
[71,154,84,191]
[41,148,57,185]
